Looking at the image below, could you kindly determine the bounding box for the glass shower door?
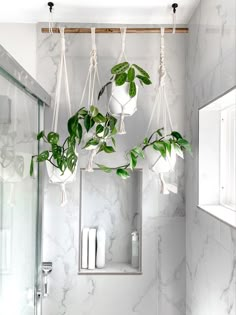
[0,69,42,315]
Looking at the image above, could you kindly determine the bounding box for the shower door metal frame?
[0,44,51,315]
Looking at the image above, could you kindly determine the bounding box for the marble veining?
[186,0,236,314]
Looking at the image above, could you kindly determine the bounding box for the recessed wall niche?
[78,169,142,275]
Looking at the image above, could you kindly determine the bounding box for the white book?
[81,228,89,269]
[88,228,97,270]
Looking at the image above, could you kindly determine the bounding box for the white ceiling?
[0,0,200,24]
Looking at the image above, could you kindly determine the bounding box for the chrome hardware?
[42,262,52,297]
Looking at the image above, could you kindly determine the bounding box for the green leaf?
[96,124,104,135]
[78,107,88,117]
[67,153,78,173]
[111,137,116,147]
[164,141,172,154]
[116,168,130,179]
[47,131,59,144]
[171,131,183,140]
[98,81,112,100]
[103,127,110,138]
[67,136,76,148]
[108,115,117,130]
[143,137,149,145]
[77,123,83,142]
[93,113,106,123]
[156,128,164,137]
[115,73,127,86]
[68,114,78,136]
[90,106,99,117]
[133,64,150,78]
[178,138,192,152]
[52,144,62,159]
[129,82,136,97]
[83,138,99,148]
[36,150,49,162]
[96,164,112,173]
[129,152,137,170]
[37,131,45,141]
[111,62,130,75]
[153,141,166,158]
[131,146,145,159]
[103,146,115,153]
[136,75,152,85]
[127,67,135,82]
[111,127,117,136]
[84,114,95,132]
[30,158,34,176]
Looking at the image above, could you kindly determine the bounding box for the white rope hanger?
[146,27,173,138]
[81,28,102,172]
[146,27,180,195]
[49,27,76,207]
[107,27,138,135]
[118,27,128,63]
[51,27,72,132]
[79,27,101,108]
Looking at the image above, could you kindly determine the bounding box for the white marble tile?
[186,0,236,314]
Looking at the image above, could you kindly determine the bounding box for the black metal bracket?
[172,3,178,14]
[48,2,54,13]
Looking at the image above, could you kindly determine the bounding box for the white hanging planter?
[146,144,177,174]
[108,82,138,117]
[146,144,184,194]
[46,152,78,185]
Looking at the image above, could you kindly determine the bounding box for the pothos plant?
[30,106,118,176]
[96,128,192,179]
[98,62,152,100]
[82,106,117,153]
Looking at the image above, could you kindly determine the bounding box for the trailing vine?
[96,128,191,179]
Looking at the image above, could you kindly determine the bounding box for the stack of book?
[81,227,106,270]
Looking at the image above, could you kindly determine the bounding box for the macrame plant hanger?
[48,27,76,207]
[79,28,101,172]
[146,27,182,195]
[107,27,137,135]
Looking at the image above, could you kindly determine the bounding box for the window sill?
[198,204,236,228]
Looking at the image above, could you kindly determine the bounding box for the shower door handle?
[42,262,53,297]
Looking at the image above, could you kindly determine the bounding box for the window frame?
[220,104,236,211]
[198,86,236,227]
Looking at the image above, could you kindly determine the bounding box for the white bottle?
[131,231,139,268]
[88,228,96,270]
[96,227,106,268]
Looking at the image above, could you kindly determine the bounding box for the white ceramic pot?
[46,152,78,184]
[146,144,177,174]
[107,82,138,116]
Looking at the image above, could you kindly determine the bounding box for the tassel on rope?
[60,183,68,207]
[159,173,170,195]
[86,148,98,172]
[118,113,126,135]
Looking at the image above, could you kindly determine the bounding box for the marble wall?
[37,24,187,315]
[185,0,236,314]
